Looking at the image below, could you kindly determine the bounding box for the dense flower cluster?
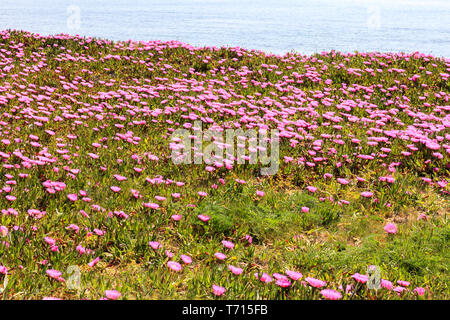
[0,30,448,300]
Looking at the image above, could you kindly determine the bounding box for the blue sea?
[1,0,449,57]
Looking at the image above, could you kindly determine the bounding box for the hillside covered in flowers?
[0,30,448,299]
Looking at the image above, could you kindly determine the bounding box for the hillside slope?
[0,30,448,299]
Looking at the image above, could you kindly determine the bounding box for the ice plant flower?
[0,265,7,275]
[198,214,210,222]
[320,289,342,300]
[214,252,227,260]
[88,257,100,267]
[46,269,62,278]
[259,273,273,283]
[276,278,292,288]
[384,223,398,234]
[5,195,16,202]
[397,280,410,287]
[143,202,159,209]
[351,273,368,283]
[381,279,393,290]
[222,240,235,249]
[165,250,173,258]
[394,286,406,294]
[414,287,426,296]
[46,269,65,282]
[286,270,303,281]
[181,255,192,264]
[305,277,326,288]
[104,290,121,300]
[110,186,121,192]
[67,194,77,201]
[0,226,7,237]
[228,265,243,275]
[167,261,182,272]
[171,214,182,221]
[149,241,161,250]
[360,191,373,198]
[212,285,226,296]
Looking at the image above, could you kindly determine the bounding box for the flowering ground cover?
[0,30,448,300]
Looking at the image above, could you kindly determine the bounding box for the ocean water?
[1,0,449,57]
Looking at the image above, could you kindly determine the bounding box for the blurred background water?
[1,0,449,57]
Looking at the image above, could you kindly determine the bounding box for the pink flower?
[131,189,141,198]
[0,265,7,275]
[212,285,226,296]
[397,280,410,287]
[104,290,121,300]
[259,273,273,283]
[198,214,210,222]
[110,186,121,192]
[256,190,265,197]
[171,214,182,221]
[337,178,349,185]
[393,286,406,294]
[352,273,368,283]
[305,277,327,288]
[320,289,342,300]
[143,202,159,209]
[149,241,161,250]
[384,223,398,234]
[46,269,65,282]
[113,174,127,181]
[67,193,77,201]
[414,287,425,296]
[381,279,393,290]
[301,207,309,213]
[46,269,62,278]
[93,229,104,236]
[360,191,373,198]
[273,273,289,281]
[165,250,173,258]
[88,257,100,267]
[222,240,235,249]
[0,226,8,237]
[276,278,292,288]
[181,255,192,264]
[214,252,227,260]
[76,245,87,255]
[167,261,182,272]
[228,265,243,275]
[286,270,303,281]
